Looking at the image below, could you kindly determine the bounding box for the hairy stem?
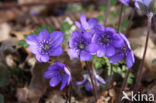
[117,4,123,33]
[104,0,112,26]
[117,69,131,103]
[68,82,72,103]
[86,62,97,101]
[134,12,153,93]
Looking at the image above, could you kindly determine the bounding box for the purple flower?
[93,27,124,57]
[26,30,63,62]
[135,0,152,8]
[75,14,98,34]
[109,33,135,68]
[44,62,71,90]
[68,30,98,61]
[76,71,106,91]
[120,0,130,6]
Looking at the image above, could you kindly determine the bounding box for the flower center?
[61,71,66,75]
[122,46,128,52]
[44,45,49,50]
[86,29,90,32]
[103,38,109,43]
[79,44,85,49]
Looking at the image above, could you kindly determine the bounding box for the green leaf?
[47,26,55,33]
[66,3,83,11]
[24,34,28,38]
[111,0,117,6]
[0,94,4,103]
[152,59,156,63]
[98,6,107,11]
[95,62,102,69]
[113,67,117,72]
[121,72,125,78]
[61,22,72,33]
[127,73,134,84]
[88,5,95,10]
[95,57,105,69]
[127,78,133,84]
[18,40,26,46]
[97,15,105,22]
[110,8,120,17]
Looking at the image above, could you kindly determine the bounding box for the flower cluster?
[26,13,135,91]
[26,30,71,90]
[68,14,135,68]
[76,71,106,91]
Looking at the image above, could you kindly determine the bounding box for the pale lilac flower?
[120,0,131,6]
[109,33,135,68]
[26,30,63,62]
[93,27,124,57]
[76,71,106,91]
[75,14,98,34]
[44,62,71,90]
[68,30,98,61]
[135,0,152,8]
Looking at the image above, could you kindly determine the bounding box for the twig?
[104,0,112,26]
[134,12,153,93]
[86,62,97,101]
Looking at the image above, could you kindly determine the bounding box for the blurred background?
[0,0,156,103]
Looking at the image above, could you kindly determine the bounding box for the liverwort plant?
[68,30,97,61]
[76,71,106,91]
[44,62,71,90]
[75,14,98,34]
[110,33,135,68]
[26,30,63,62]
